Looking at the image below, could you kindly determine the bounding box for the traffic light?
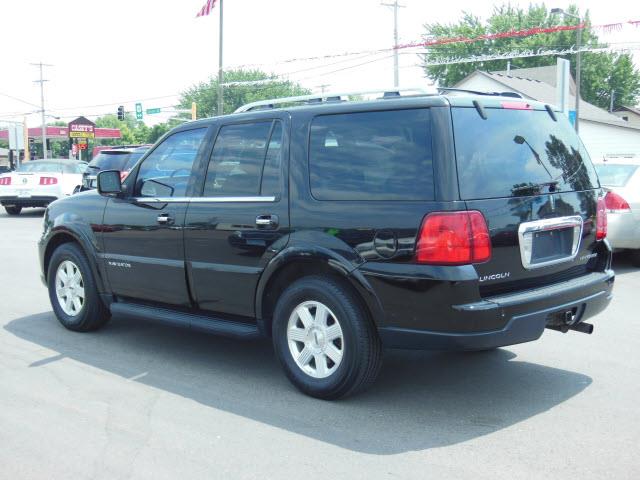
[117,106,125,121]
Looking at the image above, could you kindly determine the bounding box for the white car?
[594,160,640,265]
[0,159,87,215]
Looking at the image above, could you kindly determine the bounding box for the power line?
[0,91,41,109]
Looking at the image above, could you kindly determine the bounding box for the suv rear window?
[309,109,434,201]
[89,151,136,171]
[453,108,599,199]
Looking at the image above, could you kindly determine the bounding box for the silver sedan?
[594,160,640,265]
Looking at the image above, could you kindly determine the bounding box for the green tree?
[178,68,311,117]
[422,4,640,109]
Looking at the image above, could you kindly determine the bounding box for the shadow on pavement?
[0,208,46,219]
[6,312,592,454]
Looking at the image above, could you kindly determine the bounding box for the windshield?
[89,152,135,171]
[594,164,638,187]
[453,108,599,199]
[17,162,63,173]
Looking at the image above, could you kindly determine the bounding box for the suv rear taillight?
[596,197,607,240]
[416,211,491,265]
[0,177,11,186]
[604,191,631,213]
[39,177,58,185]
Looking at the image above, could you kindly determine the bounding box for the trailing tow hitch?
[545,308,594,334]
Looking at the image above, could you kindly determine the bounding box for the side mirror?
[97,170,122,196]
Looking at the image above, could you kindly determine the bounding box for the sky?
[1,0,639,127]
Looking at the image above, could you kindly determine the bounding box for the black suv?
[39,89,614,399]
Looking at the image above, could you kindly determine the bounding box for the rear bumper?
[1,195,59,207]
[378,269,614,350]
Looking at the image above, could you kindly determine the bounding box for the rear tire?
[272,276,382,400]
[631,249,640,267]
[47,243,110,332]
[4,205,22,215]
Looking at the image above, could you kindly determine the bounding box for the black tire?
[47,243,110,332]
[272,275,382,400]
[4,205,22,215]
[631,250,640,268]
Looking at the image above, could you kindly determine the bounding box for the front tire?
[47,243,110,332]
[272,276,382,400]
[4,205,22,215]
[631,249,640,267]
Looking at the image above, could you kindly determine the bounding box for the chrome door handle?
[256,214,278,228]
[157,214,174,224]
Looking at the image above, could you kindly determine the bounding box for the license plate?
[531,228,573,263]
[17,190,31,198]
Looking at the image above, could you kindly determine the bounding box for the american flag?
[196,0,217,17]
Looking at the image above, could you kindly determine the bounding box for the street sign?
[78,143,88,150]
[7,124,24,150]
[568,110,576,126]
[68,116,96,139]
[135,103,143,120]
[146,108,161,115]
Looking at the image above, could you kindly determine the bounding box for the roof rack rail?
[234,86,437,113]
[437,87,523,99]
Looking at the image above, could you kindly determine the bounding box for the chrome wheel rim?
[55,260,85,317]
[287,301,344,379]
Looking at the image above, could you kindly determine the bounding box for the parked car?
[81,146,150,191]
[0,159,87,215]
[594,160,640,265]
[38,89,614,399]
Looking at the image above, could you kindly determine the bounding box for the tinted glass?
[17,162,62,173]
[89,152,133,171]
[204,122,272,196]
[594,164,638,187]
[309,109,433,201]
[124,152,146,170]
[453,108,599,199]
[261,121,283,196]
[62,162,87,174]
[135,128,207,198]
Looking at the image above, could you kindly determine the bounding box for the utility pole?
[316,84,330,95]
[217,0,224,116]
[381,1,405,87]
[31,62,52,159]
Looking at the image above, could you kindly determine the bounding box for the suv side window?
[309,109,434,201]
[204,120,282,197]
[135,128,207,198]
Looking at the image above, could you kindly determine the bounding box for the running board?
[110,302,261,340]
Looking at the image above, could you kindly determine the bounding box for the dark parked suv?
[81,145,150,190]
[39,88,614,399]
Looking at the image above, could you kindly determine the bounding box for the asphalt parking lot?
[1,208,638,480]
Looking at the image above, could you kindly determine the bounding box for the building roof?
[493,65,576,92]
[456,69,640,130]
[614,105,640,117]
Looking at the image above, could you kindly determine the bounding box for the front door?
[184,117,290,317]
[101,126,210,306]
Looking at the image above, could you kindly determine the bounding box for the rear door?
[451,104,602,297]
[184,116,290,317]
